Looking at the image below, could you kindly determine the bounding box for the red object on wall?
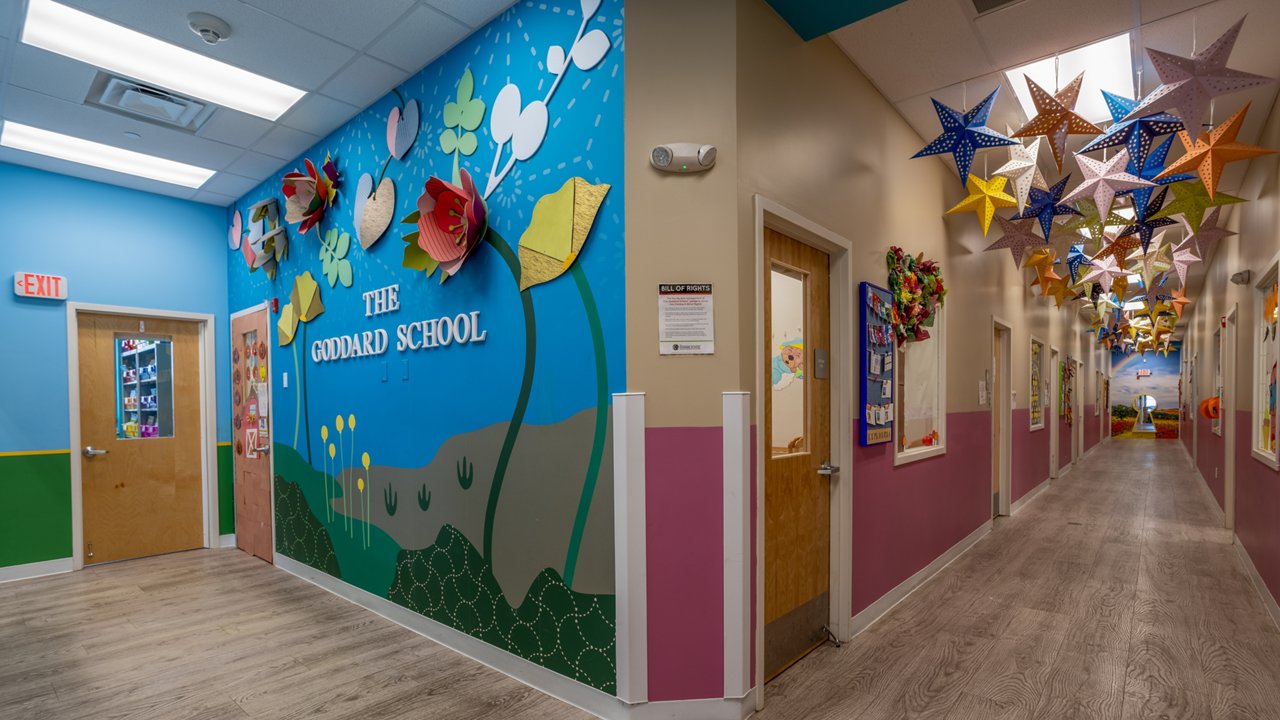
[1199,396,1221,420]
[271,297,279,313]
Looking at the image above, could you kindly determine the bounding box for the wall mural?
[226,0,624,694]
[1111,347,1181,439]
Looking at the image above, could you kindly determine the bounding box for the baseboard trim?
[219,534,237,549]
[1010,477,1049,515]
[0,557,73,584]
[274,554,753,720]
[849,519,993,637]
[1234,535,1280,633]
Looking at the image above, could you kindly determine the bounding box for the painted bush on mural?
[229,0,624,694]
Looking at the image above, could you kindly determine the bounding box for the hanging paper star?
[1118,134,1195,212]
[1046,273,1074,307]
[1123,17,1276,138]
[1126,230,1170,287]
[1170,238,1201,287]
[1167,286,1193,319]
[1119,186,1177,253]
[1080,91,1184,169]
[1184,206,1236,257]
[1016,174,1081,240]
[1066,243,1093,284]
[1025,246,1059,272]
[913,88,1019,183]
[992,137,1049,212]
[1081,254,1126,295]
[1061,148,1155,221]
[1059,199,1131,246]
[1011,73,1103,172]
[1148,180,1245,231]
[985,215,1047,269]
[946,174,1018,235]
[1091,233,1142,265]
[1155,103,1276,199]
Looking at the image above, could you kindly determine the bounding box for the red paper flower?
[416,169,488,277]
[282,154,339,235]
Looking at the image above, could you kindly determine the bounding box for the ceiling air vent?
[85,73,216,133]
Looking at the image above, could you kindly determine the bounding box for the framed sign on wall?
[860,282,894,445]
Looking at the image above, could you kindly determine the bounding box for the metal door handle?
[83,446,109,457]
[818,463,839,476]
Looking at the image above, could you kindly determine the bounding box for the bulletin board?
[860,282,894,446]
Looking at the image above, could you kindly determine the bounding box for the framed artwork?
[1030,337,1044,429]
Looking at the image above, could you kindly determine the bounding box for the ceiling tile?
[277,93,361,137]
[242,0,415,49]
[973,0,1134,71]
[367,4,469,72]
[191,189,238,206]
[252,124,321,161]
[198,109,274,147]
[425,0,515,29]
[58,0,358,91]
[0,145,199,200]
[7,45,97,104]
[223,151,288,179]
[201,171,262,198]
[319,55,412,108]
[0,0,20,39]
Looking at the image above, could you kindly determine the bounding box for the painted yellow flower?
[336,415,344,432]
[321,425,328,442]
[348,414,356,430]
[358,477,365,492]
[328,443,336,459]
[362,452,370,469]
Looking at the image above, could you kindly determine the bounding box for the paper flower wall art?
[517,177,610,291]
[1080,91,1183,169]
[440,68,485,183]
[319,228,354,288]
[912,88,1018,183]
[277,270,325,347]
[993,137,1048,212]
[1016,174,1081,240]
[353,173,395,251]
[985,215,1046,269]
[1060,148,1154,221]
[282,153,339,235]
[1123,17,1275,139]
[229,210,242,250]
[241,198,288,280]
[1011,73,1102,172]
[387,92,420,161]
[1155,103,1275,198]
[886,247,947,345]
[401,169,488,282]
[946,173,1017,235]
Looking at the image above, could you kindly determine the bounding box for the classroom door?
[232,308,273,563]
[991,325,1010,516]
[79,313,203,564]
[763,228,832,681]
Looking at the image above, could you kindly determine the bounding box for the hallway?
[760,439,1280,719]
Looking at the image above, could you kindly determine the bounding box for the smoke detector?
[188,12,232,45]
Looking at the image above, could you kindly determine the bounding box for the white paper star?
[1080,254,1126,294]
[1060,148,1154,221]
[992,137,1048,212]
[1170,238,1202,288]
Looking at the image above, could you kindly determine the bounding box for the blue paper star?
[1066,243,1093,284]
[1119,186,1177,254]
[1015,174,1081,240]
[912,88,1018,184]
[1117,134,1195,211]
[1079,91,1183,170]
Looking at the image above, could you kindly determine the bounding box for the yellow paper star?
[1156,103,1276,199]
[946,174,1018,236]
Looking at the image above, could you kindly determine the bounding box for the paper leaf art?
[319,228,354,288]
[1011,73,1102,172]
[517,177,610,291]
[912,88,1018,183]
[241,198,288,280]
[1124,17,1275,139]
[1060,148,1154,221]
[1155,102,1275,199]
[401,169,488,282]
[353,173,395,250]
[388,96,420,161]
[228,210,242,250]
[282,153,340,236]
[886,247,947,346]
[278,271,325,347]
[440,67,485,182]
[946,174,1017,236]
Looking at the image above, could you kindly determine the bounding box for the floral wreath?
[886,246,947,346]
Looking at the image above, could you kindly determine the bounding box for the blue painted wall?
[0,162,231,453]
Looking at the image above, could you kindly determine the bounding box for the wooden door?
[232,308,273,563]
[763,228,831,681]
[79,314,202,564]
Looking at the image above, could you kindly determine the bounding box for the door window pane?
[1257,275,1278,459]
[116,337,174,439]
[770,267,806,456]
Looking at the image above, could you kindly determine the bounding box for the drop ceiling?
[0,0,516,205]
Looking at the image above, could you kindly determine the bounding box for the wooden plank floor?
[759,439,1280,720]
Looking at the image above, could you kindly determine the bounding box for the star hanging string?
[992,137,1048,212]
[1155,102,1276,199]
[1060,148,1154,220]
[1183,205,1236,257]
[1011,73,1102,173]
[985,215,1047,269]
[1123,17,1275,138]
[1016,174,1081,240]
[1148,180,1245,232]
[913,88,1019,184]
[1080,253,1126,294]
[1169,237,1202,287]
[1080,91,1184,169]
[1118,185,1177,253]
[946,174,1018,236]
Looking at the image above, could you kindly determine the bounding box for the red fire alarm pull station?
[13,272,67,300]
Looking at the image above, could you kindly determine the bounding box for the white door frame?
[1073,359,1084,461]
[992,317,1012,516]
[1192,351,1199,465]
[1224,306,1238,530]
[230,302,277,555]
[753,195,854,709]
[66,302,219,571]
[1049,346,1061,478]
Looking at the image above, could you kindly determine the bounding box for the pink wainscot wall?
[1196,415,1226,510]
[1058,415,1072,472]
[1083,405,1100,454]
[1011,408,1050,504]
[1233,411,1280,606]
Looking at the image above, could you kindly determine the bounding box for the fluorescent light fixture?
[21,0,305,120]
[1,121,215,188]
[1005,34,1134,125]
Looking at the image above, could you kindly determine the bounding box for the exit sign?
[13,272,67,300]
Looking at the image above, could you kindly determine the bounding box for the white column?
[613,392,648,704]
[723,391,751,698]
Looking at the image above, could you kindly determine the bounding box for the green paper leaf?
[402,211,421,225]
[457,131,477,156]
[402,230,420,244]
[439,128,458,154]
[402,234,438,277]
[338,259,353,288]
[443,102,462,130]
[335,231,350,257]
[324,261,338,287]
[457,67,474,104]
[458,99,485,132]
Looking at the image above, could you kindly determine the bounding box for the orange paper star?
[946,174,1018,236]
[1167,286,1193,319]
[1155,102,1276,198]
[1012,73,1102,172]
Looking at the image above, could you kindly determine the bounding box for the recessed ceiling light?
[1,121,215,188]
[21,0,305,120]
[1004,34,1134,125]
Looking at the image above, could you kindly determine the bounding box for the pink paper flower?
[282,154,339,235]
[416,169,487,276]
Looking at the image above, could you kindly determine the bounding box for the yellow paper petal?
[520,179,575,260]
[277,303,298,346]
[517,177,610,291]
[291,271,325,322]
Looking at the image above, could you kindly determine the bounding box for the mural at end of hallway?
[1110,348,1181,439]
[229,0,625,695]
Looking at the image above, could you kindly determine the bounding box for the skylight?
[21,0,305,121]
[1004,34,1134,125]
[1,121,216,188]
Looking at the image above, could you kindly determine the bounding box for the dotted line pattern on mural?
[275,474,342,578]
[387,524,616,694]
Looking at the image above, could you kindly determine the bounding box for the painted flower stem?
[302,323,312,465]
[562,263,608,588]
[292,344,301,449]
[482,229,536,564]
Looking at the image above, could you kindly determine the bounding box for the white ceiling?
[0,0,516,205]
